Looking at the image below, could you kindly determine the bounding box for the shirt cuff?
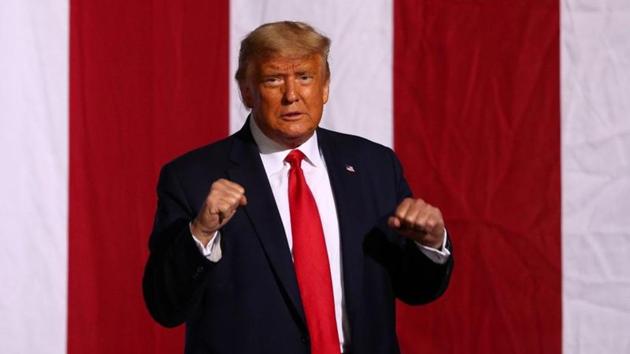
[190,223,223,263]
[415,229,451,265]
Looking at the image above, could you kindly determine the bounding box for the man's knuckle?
[229,197,240,207]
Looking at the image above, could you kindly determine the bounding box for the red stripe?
[394,1,561,353]
[68,1,229,352]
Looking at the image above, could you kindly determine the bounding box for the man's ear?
[239,81,253,109]
[322,79,330,104]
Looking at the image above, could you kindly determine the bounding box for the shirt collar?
[249,116,322,170]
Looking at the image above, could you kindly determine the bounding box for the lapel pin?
[345,164,356,173]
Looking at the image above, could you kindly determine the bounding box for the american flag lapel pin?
[345,164,356,173]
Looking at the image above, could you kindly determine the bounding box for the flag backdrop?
[1,0,629,353]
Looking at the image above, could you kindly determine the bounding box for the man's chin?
[274,130,316,149]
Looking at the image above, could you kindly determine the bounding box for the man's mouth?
[281,112,303,119]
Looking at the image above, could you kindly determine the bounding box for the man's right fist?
[191,178,247,246]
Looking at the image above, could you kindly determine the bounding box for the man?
[143,21,453,354]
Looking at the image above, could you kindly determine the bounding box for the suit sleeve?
[142,163,213,328]
[370,149,453,305]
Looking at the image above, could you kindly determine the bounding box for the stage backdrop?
[1,0,629,353]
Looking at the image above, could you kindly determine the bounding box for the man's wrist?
[415,229,450,264]
[414,229,445,250]
[420,237,443,250]
[190,219,217,247]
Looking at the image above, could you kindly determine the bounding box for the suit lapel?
[226,124,306,325]
[318,129,366,321]
[224,125,368,330]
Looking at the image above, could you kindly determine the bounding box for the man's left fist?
[387,197,445,249]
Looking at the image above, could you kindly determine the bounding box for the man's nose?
[282,79,298,104]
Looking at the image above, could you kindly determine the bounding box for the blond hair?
[235,21,331,83]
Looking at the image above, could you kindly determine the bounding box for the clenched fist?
[387,197,445,249]
[191,178,247,246]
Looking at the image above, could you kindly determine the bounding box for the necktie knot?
[285,149,306,169]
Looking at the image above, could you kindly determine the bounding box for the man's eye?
[298,75,313,82]
[264,77,282,85]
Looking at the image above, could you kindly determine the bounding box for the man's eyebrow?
[258,69,284,77]
[259,64,315,75]
[296,66,317,74]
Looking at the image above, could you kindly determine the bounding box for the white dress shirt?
[192,118,451,350]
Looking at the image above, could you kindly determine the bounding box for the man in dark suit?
[143,21,453,354]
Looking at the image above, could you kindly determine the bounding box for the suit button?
[300,336,308,344]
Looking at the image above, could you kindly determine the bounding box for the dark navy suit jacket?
[143,122,453,354]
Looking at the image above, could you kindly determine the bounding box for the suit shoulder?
[161,134,236,174]
[318,127,396,158]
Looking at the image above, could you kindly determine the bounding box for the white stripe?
[0,1,68,353]
[229,0,393,148]
[562,0,630,352]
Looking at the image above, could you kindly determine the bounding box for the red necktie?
[285,149,340,354]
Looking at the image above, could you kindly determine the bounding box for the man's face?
[239,54,329,148]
